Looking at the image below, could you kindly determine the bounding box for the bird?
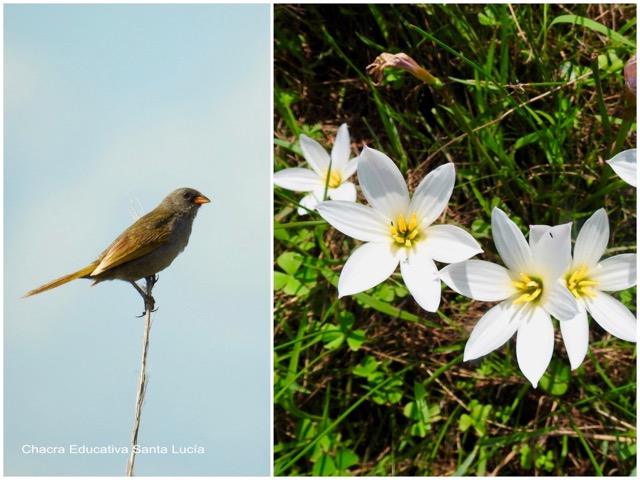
[23,187,210,309]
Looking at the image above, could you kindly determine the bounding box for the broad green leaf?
[277,251,303,276]
[335,448,359,471]
[273,271,311,296]
[346,329,365,351]
[313,453,337,476]
[538,358,571,396]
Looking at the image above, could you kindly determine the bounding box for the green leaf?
[273,271,310,296]
[295,418,317,440]
[352,356,379,377]
[470,218,491,237]
[335,448,359,471]
[538,358,571,396]
[346,329,365,351]
[478,7,498,26]
[409,421,428,438]
[276,251,303,275]
[403,401,420,421]
[459,413,473,433]
[519,444,533,469]
[353,291,426,324]
[321,325,344,350]
[273,271,289,291]
[338,311,355,330]
[459,400,492,437]
[313,453,337,476]
[273,221,289,241]
[373,283,396,302]
[550,15,635,47]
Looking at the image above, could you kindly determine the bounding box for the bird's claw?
[130,276,158,317]
[136,305,158,318]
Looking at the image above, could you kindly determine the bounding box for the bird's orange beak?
[194,195,210,205]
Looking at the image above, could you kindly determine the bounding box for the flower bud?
[624,53,636,104]
[366,52,443,88]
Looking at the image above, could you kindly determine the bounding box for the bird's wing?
[91,212,173,276]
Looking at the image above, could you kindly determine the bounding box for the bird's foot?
[131,276,158,317]
[135,296,157,317]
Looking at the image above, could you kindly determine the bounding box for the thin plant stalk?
[126,275,156,476]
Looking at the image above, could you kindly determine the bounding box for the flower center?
[323,169,342,189]
[512,273,543,304]
[390,213,420,247]
[566,265,599,299]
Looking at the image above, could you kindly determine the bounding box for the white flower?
[559,208,637,370]
[606,148,637,187]
[439,208,578,387]
[274,124,359,215]
[315,146,482,312]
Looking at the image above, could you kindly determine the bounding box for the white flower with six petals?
[559,208,637,371]
[439,207,579,387]
[316,146,482,312]
[274,124,359,215]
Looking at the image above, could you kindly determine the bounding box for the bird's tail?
[22,263,98,298]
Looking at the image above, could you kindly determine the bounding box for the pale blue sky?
[5,4,270,476]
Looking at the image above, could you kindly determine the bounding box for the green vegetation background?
[274,4,636,476]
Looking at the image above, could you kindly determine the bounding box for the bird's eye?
[183,191,193,201]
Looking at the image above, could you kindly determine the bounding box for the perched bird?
[23,187,210,307]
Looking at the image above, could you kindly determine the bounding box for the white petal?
[400,250,441,312]
[328,182,357,203]
[421,224,483,263]
[316,201,391,243]
[529,224,551,248]
[338,242,400,297]
[464,301,521,361]
[274,167,322,192]
[593,254,637,291]
[439,260,515,301]
[297,192,321,215]
[532,222,572,282]
[410,163,455,227]
[606,148,637,187]
[584,292,637,342]
[341,157,359,180]
[573,209,609,269]
[559,303,589,370]
[300,134,331,175]
[491,208,532,273]
[543,282,578,320]
[357,146,410,219]
[331,123,351,170]
[516,307,554,387]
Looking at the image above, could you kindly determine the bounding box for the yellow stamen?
[512,273,543,305]
[323,169,342,189]
[398,215,407,233]
[566,265,599,299]
[389,213,420,247]
[407,213,418,231]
